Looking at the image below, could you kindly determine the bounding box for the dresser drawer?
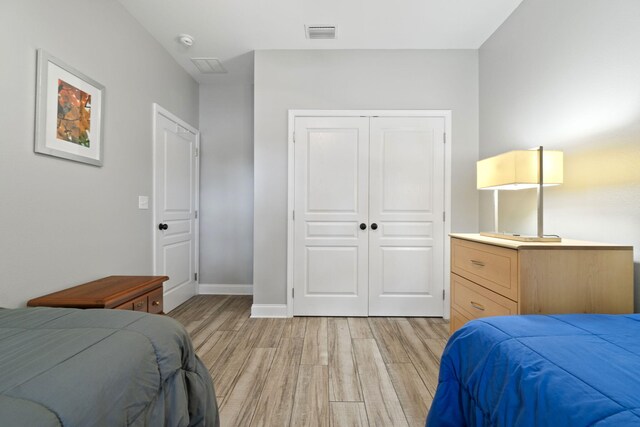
[147,288,163,314]
[452,238,518,300]
[132,295,147,312]
[452,273,518,321]
[450,308,472,335]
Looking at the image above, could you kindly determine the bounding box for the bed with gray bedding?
[0,307,219,426]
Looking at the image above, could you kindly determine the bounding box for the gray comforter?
[0,307,219,426]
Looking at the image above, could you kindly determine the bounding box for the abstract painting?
[35,49,104,166]
[57,79,92,147]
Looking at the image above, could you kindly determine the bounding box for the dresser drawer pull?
[470,301,485,311]
[470,260,485,267]
[135,301,145,308]
[152,300,160,306]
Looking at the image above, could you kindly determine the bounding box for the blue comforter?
[427,315,640,426]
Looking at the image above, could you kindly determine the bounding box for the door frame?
[152,103,200,312]
[286,110,452,318]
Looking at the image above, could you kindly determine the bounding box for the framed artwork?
[35,49,105,166]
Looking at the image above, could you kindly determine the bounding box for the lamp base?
[480,232,562,242]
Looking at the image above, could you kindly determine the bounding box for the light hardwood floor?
[168,295,448,427]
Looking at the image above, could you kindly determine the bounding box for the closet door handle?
[370,223,378,230]
[359,223,367,230]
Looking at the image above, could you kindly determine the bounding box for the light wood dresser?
[449,233,634,334]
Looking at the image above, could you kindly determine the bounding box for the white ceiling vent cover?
[190,57,227,74]
[305,25,336,39]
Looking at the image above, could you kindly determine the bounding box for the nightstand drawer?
[147,288,163,314]
[452,238,518,300]
[114,301,133,310]
[132,295,147,312]
[452,273,518,321]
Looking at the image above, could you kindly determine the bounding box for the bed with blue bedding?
[0,307,219,426]
[427,314,640,426]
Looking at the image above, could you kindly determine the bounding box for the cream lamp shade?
[477,150,563,190]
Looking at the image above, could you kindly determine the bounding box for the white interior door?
[368,117,445,316]
[154,106,199,312]
[293,117,370,316]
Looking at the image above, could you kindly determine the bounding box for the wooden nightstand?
[449,234,634,334]
[27,276,169,314]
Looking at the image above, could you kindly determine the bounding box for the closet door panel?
[293,117,370,316]
[368,117,445,316]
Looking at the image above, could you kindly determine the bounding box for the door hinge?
[443,289,445,300]
[293,132,295,143]
[194,273,198,281]
[195,210,198,219]
[292,210,295,220]
[443,132,446,144]
[195,147,199,157]
[443,211,446,222]
[292,288,295,298]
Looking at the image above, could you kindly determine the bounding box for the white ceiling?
[118,0,523,84]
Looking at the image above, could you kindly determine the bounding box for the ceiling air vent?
[190,57,227,74]
[305,25,336,39]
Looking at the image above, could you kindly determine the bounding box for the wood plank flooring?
[168,295,448,427]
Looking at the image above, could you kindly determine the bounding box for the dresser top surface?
[450,233,633,250]
[27,275,169,308]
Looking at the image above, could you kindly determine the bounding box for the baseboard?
[251,304,288,318]
[164,281,197,312]
[199,284,253,295]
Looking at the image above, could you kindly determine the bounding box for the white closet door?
[368,117,445,316]
[293,117,370,316]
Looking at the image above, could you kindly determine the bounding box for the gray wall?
[199,83,254,286]
[0,0,198,307]
[479,0,640,309]
[254,49,479,305]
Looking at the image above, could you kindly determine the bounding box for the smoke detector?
[305,25,336,39]
[190,57,227,74]
[177,34,195,47]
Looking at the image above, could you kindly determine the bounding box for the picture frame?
[35,49,105,166]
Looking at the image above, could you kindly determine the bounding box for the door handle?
[370,223,378,230]
[360,223,367,230]
[158,223,168,230]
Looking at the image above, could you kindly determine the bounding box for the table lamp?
[477,146,563,242]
